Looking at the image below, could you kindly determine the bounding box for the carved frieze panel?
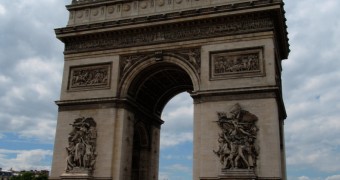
[65,117,97,175]
[68,63,111,91]
[119,47,201,80]
[213,104,259,171]
[63,13,273,53]
[210,48,264,80]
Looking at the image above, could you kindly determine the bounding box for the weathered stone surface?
[51,0,289,180]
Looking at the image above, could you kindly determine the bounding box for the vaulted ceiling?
[128,63,193,116]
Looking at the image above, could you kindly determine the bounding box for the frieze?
[210,48,264,80]
[119,47,201,79]
[213,104,259,171]
[65,117,97,175]
[68,63,111,91]
[71,0,113,5]
[64,13,274,53]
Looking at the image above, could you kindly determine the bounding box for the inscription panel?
[68,63,111,91]
[210,48,264,80]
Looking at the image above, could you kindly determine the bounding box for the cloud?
[160,132,193,149]
[326,175,340,180]
[0,0,66,144]
[298,176,310,180]
[0,57,61,142]
[0,74,11,84]
[0,114,57,142]
[161,93,194,148]
[282,0,340,176]
[0,3,6,16]
[158,173,170,180]
[165,164,191,173]
[0,149,53,171]
[163,154,192,160]
[159,164,192,180]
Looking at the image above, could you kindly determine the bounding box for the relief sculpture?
[63,14,273,53]
[69,64,110,91]
[213,104,259,170]
[214,53,259,74]
[210,49,263,80]
[65,117,97,174]
[120,48,201,79]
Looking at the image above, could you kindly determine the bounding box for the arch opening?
[127,61,195,180]
[127,62,194,116]
[159,92,194,180]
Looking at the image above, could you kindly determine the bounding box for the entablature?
[66,0,284,26]
[56,1,289,59]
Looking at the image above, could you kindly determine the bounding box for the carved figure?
[214,104,259,170]
[70,66,109,89]
[214,54,259,74]
[66,142,76,171]
[65,117,97,173]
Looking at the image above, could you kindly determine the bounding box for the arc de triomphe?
[50,0,290,179]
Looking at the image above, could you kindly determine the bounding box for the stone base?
[219,169,257,180]
[60,168,93,180]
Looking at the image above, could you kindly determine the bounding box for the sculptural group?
[214,104,259,170]
[65,117,97,174]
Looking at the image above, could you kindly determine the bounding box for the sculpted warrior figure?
[214,104,259,170]
[65,117,97,173]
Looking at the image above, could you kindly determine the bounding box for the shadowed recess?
[128,63,193,116]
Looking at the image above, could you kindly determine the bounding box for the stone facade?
[51,0,289,179]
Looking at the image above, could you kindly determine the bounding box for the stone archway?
[119,53,198,180]
[50,1,290,180]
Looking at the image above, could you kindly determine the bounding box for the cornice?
[65,0,283,20]
[55,1,289,59]
[191,85,287,119]
[57,0,282,34]
[56,97,118,105]
[68,0,124,9]
[56,97,164,125]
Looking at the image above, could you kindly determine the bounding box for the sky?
[0,0,340,180]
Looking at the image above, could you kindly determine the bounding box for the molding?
[56,97,164,125]
[191,86,287,119]
[65,0,283,24]
[191,86,280,101]
[56,97,124,111]
[56,1,289,59]
[192,91,277,103]
[56,97,118,105]
[120,47,201,80]
[59,12,274,54]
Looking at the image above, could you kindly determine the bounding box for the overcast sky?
[0,0,340,180]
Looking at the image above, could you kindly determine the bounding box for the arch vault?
[50,0,290,180]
